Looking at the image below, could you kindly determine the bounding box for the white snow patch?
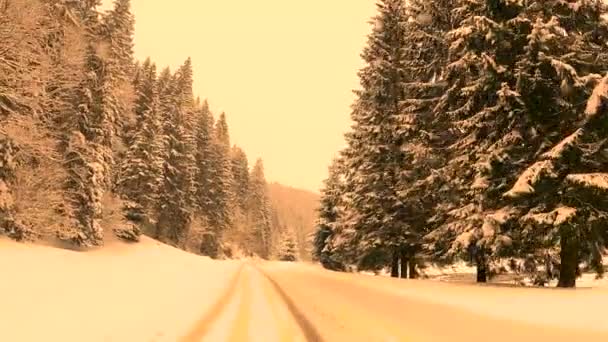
[566,173,608,190]
[0,237,241,342]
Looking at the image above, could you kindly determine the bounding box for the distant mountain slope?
[267,182,320,260]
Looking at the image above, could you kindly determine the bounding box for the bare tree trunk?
[557,232,578,288]
[391,250,399,278]
[399,247,408,278]
[476,250,487,283]
[408,258,418,279]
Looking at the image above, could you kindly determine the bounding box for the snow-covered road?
[2,237,608,342]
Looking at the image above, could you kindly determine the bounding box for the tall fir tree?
[422,0,608,285]
[248,158,273,258]
[391,0,456,278]
[339,0,411,272]
[212,112,235,234]
[501,0,608,287]
[192,100,222,257]
[314,157,347,270]
[230,145,250,212]
[117,58,163,227]
[155,66,195,247]
[277,228,299,262]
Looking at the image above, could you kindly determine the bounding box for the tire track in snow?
[179,264,244,342]
[227,267,252,342]
[255,266,325,342]
[259,270,307,342]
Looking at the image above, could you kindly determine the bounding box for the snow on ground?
[0,236,241,342]
[4,236,608,342]
[264,261,608,338]
[361,260,608,287]
[196,264,307,342]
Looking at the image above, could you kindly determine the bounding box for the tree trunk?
[399,248,408,278]
[408,258,418,279]
[557,233,578,288]
[391,250,399,278]
[476,250,487,283]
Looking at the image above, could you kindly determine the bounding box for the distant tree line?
[314,0,608,288]
[0,0,297,259]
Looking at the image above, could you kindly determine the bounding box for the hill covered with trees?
[0,0,290,259]
[267,182,320,260]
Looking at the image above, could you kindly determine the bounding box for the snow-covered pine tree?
[57,41,110,247]
[392,0,456,278]
[314,157,347,271]
[192,100,220,256]
[339,0,411,272]
[101,0,135,126]
[277,229,299,262]
[501,0,608,287]
[425,0,608,284]
[423,0,539,282]
[155,66,195,247]
[116,58,162,231]
[231,145,250,212]
[100,0,136,189]
[212,112,235,235]
[247,158,273,259]
[505,75,608,288]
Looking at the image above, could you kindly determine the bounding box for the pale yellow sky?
[102,0,376,193]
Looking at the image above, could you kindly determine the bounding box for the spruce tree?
[339,0,411,271]
[423,0,544,282]
[155,66,195,246]
[392,0,456,278]
[212,112,235,234]
[422,0,608,285]
[117,58,163,227]
[59,43,109,247]
[277,229,299,262]
[502,0,608,287]
[192,100,222,257]
[231,145,250,212]
[248,158,273,258]
[314,157,347,271]
[101,0,135,141]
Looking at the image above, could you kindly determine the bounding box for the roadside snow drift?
[0,237,241,342]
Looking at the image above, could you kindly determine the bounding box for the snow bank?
[0,237,241,342]
[273,262,608,334]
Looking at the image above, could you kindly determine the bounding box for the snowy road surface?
[2,238,608,342]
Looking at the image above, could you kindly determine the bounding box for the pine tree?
[504,77,608,287]
[231,145,250,212]
[58,42,111,247]
[339,0,411,271]
[101,0,135,131]
[423,0,608,285]
[192,100,222,257]
[212,112,235,234]
[392,0,456,278]
[422,0,544,282]
[117,58,162,227]
[314,157,347,271]
[277,229,299,262]
[501,0,608,287]
[155,66,195,247]
[248,158,273,258]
